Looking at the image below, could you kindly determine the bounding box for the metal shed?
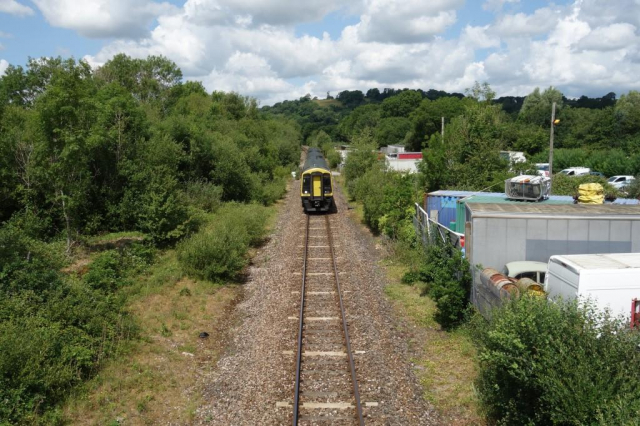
[466,203,640,269]
[465,203,640,316]
[425,190,504,231]
[426,189,639,232]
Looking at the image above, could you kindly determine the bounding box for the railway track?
[292,214,365,425]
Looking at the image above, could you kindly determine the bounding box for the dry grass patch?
[313,98,343,108]
[63,252,240,426]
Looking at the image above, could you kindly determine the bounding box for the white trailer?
[545,253,640,322]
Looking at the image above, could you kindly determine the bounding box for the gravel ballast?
[195,182,440,425]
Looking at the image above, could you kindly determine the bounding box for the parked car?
[502,261,547,284]
[607,175,635,190]
[589,171,605,178]
[559,167,590,176]
[535,163,549,177]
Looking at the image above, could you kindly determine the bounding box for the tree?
[406,96,467,151]
[336,90,365,108]
[615,90,640,136]
[35,58,97,251]
[374,117,411,147]
[343,129,378,196]
[465,81,496,102]
[380,90,422,118]
[519,87,564,127]
[419,102,510,192]
[337,104,380,140]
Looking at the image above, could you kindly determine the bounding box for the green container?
[454,194,574,233]
[449,221,457,232]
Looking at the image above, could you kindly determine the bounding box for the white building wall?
[386,158,420,173]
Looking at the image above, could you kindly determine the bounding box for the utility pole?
[549,102,556,185]
[441,116,445,141]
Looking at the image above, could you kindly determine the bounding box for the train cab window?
[302,176,311,194]
[323,174,332,194]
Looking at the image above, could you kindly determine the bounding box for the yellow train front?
[301,148,334,213]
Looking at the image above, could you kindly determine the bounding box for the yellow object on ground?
[578,183,604,204]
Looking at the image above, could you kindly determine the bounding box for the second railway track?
[292,214,365,426]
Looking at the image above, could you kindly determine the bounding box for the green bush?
[550,173,620,199]
[403,240,471,329]
[83,244,154,292]
[0,226,137,424]
[421,241,471,329]
[183,180,223,213]
[177,203,269,282]
[472,296,640,425]
[255,177,287,206]
[176,223,248,282]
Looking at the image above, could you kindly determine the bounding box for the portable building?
[465,203,640,315]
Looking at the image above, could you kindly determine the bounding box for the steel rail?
[325,215,365,426]
[292,214,310,426]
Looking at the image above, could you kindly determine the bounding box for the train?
[300,148,335,213]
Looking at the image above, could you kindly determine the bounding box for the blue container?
[425,190,475,229]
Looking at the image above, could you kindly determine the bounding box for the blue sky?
[0,0,638,104]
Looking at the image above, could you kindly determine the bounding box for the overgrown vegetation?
[403,241,472,329]
[0,54,300,424]
[471,296,640,425]
[0,225,153,424]
[177,203,269,282]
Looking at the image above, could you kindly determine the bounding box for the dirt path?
[195,183,439,425]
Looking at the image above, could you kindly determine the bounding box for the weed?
[160,323,172,337]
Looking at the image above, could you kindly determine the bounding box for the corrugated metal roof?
[428,190,475,197]
[465,195,571,205]
[428,190,638,205]
[551,253,640,270]
[467,203,640,216]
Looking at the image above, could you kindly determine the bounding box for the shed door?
[313,175,322,197]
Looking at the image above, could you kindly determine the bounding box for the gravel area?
[195,181,440,425]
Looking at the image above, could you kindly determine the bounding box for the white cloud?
[80,0,640,104]
[32,0,177,39]
[357,0,463,44]
[577,0,640,28]
[0,0,33,16]
[578,23,638,51]
[492,8,560,37]
[0,59,8,75]
[183,0,345,27]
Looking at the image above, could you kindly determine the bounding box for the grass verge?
[63,201,281,425]
[63,251,240,425]
[341,179,484,424]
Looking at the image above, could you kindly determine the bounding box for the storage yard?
[420,186,640,320]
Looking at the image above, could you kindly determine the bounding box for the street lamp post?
[549,102,558,185]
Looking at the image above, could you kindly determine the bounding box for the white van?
[559,167,591,176]
[545,253,640,322]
